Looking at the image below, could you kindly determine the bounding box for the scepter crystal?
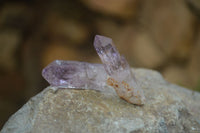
[42,35,145,105]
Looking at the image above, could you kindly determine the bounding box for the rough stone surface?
[1,69,200,133]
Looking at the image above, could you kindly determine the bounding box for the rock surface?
[1,68,200,133]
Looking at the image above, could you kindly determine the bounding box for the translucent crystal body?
[42,60,107,90]
[94,35,145,105]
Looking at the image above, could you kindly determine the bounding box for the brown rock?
[131,32,165,68]
[44,13,90,45]
[185,0,200,17]
[0,30,21,71]
[163,65,192,88]
[140,0,196,60]
[187,30,200,89]
[81,0,139,18]
[41,43,80,67]
[0,3,33,30]
[95,18,121,38]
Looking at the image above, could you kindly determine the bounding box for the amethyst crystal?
[94,35,145,105]
[42,60,107,90]
[42,35,145,105]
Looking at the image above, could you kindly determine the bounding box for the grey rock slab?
[1,68,200,133]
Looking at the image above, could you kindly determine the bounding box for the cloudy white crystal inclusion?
[42,35,145,105]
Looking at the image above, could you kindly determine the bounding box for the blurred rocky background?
[0,0,200,129]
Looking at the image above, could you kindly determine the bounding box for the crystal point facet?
[94,35,121,75]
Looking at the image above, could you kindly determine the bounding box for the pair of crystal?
[42,35,145,105]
